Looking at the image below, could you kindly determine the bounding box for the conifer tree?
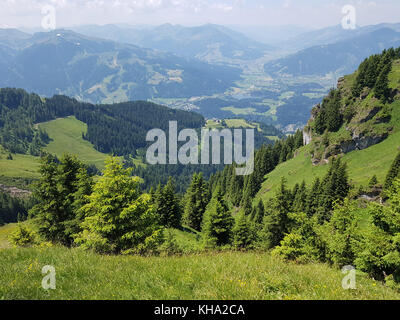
[252,199,265,224]
[369,175,378,189]
[307,178,322,217]
[241,195,253,216]
[293,180,308,213]
[384,151,400,191]
[261,178,292,248]
[233,212,252,249]
[202,187,234,247]
[228,173,243,207]
[325,90,342,132]
[75,157,162,254]
[155,178,182,228]
[30,154,93,246]
[183,173,209,231]
[375,63,392,103]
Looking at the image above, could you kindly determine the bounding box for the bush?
[271,212,323,263]
[9,224,37,247]
[354,179,400,281]
[159,230,182,256]
[323,200,361,267]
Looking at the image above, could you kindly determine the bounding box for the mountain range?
[1,23,400,129]
[71,23,274,63]
[265,27,400,76]
[0,29,241,103]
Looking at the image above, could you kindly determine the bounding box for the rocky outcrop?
[359,106,382,123]
[303,127,312,146]
[302,104,322,146]
[310,104,321,120]
[324,133,388,158]
[337,77,345,89]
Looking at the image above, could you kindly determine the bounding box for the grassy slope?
[1,246,400,300]
[257,61,400,201]
[257,128,400,201]
[38,116,109,170]
[0,223,17,249]
[0,116,112,180]
[0,152,40,180]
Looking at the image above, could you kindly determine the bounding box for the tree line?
[352,47,400,102]
[0,88,204,156]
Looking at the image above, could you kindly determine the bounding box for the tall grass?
[1,247,399,300]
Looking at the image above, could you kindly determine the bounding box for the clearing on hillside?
[38,116,109,169]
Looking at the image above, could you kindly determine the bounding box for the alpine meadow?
[2,0,400,306]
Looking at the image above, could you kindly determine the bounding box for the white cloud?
[0,0,399,28]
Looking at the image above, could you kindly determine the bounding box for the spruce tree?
[233,212,252,249]
[155,178,182,228]
[75,157,162,254]
[183,173,209,231]
[384,152,400,191]
[325,90,342,132]
[261,178,291,248]
[369,175,378,189]
[307,178,322,217]
[315,108,327,135]
[293,180,308,213]
[241,195,253,216]
[352,57,369,97]
[253,199,265,224]
[375,63,392,103]
[202,187,234,247]
[30,154,93,246]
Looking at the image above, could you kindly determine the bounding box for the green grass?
[38,116,109,170]
[1,246,399,300]
[205,120,224,129]
[0,223,18,249]
[258,128,400,201]
[0,153,40,180]
[389,59,400,89]
[221,107,256,115]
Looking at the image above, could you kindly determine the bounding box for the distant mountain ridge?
[265,27,400,76]
[70,23,274,62]
[0,29,242,103]
[281,23,400,51]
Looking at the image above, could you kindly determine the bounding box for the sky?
[1,0,400,30]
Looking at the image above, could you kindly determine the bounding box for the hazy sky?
[1,0,400,29]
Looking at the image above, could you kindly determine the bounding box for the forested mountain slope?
[0,88,205,157]
[259,48,400,199]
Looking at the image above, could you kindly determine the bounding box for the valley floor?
[1,245,399,300]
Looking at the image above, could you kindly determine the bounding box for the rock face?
[339,133,388,154]
[359,106,382,123]
[303,128,312,146]
[303,72,394,166]
[310,104,321,120]
[302,104,321,146]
